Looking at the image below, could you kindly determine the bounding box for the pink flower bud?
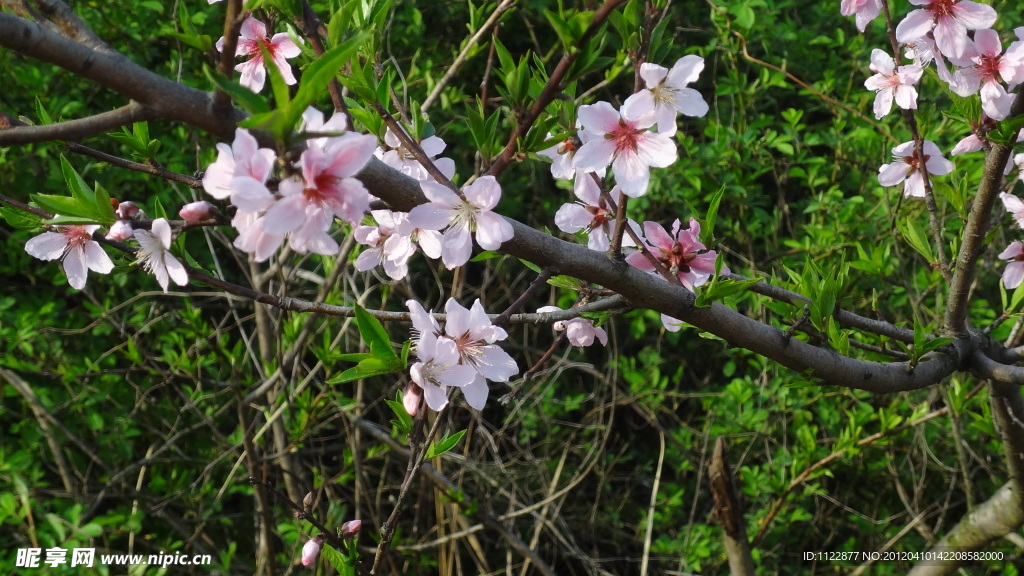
[106,219,134,241]
[179,201,215,222]
[115,201,142,220]
[339,519,362,538]
[300,535,324,567]
[403,383,422,417]
[302,492,314,511]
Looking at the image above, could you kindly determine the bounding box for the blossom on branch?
[625,218,726,291]
[25,224,113,290]
[948,29,1024,120]
[134,218,188,292]
[555,178,637,251]
[572,100,677,197]
[263,132,378,256]
[895,0,997,59]
[217,17,302,93]
[626,56,710,135]
[877,140,953,198]
[442,299,519,409]
[354,210,418,280]
[409,331,478,412]
[407,176,514,269]
[864,49,923,119]
[379,127,456,182]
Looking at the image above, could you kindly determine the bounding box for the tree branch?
[944,94,1024,334]
[0,103,157,145]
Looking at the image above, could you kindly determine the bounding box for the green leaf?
[385,390,412,433]
[354,304,397,359]
[898,218,936,264]
[258,41,291,110]
[34,96,53,125]
[518,258,542,273]
[702,186,726,243]
[205,66,271,114]
[0,207,43,230]
[426,429,467,459]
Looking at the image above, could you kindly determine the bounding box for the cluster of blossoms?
[541,55,724,332]
[25,209,188,293]
[404,299,518,414]
[843,3,1024,292]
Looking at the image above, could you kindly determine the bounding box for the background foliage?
[3,0,1024,574]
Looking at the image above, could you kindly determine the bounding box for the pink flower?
[407,176,514,269]
[179,201,216,222]
[538,134,580,180]
[572,100,677,197]
[262,132,378,255]
[217,17,302,93]
[410,331,478,412]
[625,218,726,291]
[442,299,518,409]
[537,306,608,347]
[1000,241,1024,289]
[554,178,637,251]
[300,535,324,567]
[895,0,997,59]
[380,127,456,182]
[1002,193,1024,229]
[134,218,188,292]
[354,210,418,280]
[841,0,882,32]
[949,29,1024,120]
[25,224,113,290]
[626,56,710,135]
[202,128,276,207]
[864,49,923,119]
[877,140,954,198]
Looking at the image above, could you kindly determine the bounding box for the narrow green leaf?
[354,304,397,359]
[205,65,271,114]
[287,31,370,130]
[426,429,467,459]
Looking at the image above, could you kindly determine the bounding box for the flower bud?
[115,200,142,220]
[302,492,314,512]
[339,519,362,539]
[300,534,324,567]
[106,219,134,241]
[179,201,215,222]
[403,383,422,417]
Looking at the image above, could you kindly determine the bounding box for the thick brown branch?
[0,13,242,143]
[944,94,1024,334]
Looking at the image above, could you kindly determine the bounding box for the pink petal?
[555,203,593,233]
[474,211,513,250]
[84,241,113,273]
[262,195,308,235]
[25,232,69,260]
[465,176,502,211]
[895,10,936,45]
[577,101,621,136]
[63,246,87,289]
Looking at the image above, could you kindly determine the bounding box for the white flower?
[25,224,113,290]
[864,49,923,119]
[134,218,188,292]
[407,176,514,269]
[877,140,953,198]
[626,56,710,135]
